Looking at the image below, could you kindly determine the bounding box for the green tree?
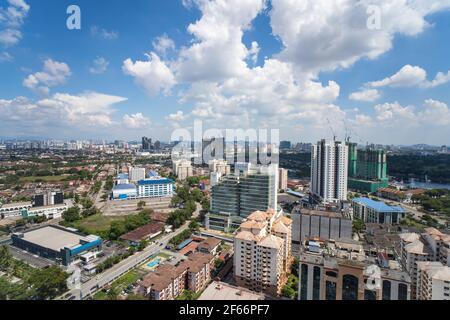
[352,218,365,234]
[28,266,69,300]
[189,220,200,232]
[62,207,81,223]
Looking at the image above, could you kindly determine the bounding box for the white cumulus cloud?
[23,59,71,95]
[122,113,151,129]
[123,52,176,97]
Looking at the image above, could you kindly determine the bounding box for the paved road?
[57,221,191,300]
[386,199,447,225]
[93,180,106,210]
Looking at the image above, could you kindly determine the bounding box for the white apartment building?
[278,168,288,191]
[416,262,450,300]
[137,177,175,198]
[234,209,292,296]
[311,140,348,203]
[173,160,193,180]
[400,228,450,299]
[129,166,146,182]
[209,159,231,176]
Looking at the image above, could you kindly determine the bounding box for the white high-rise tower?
[311,140,348,203]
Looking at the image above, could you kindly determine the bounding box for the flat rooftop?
[20,226,91,252]
[199,282,264,300]
[353,197,405,213]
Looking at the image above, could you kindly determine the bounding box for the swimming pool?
[146,257,161,269]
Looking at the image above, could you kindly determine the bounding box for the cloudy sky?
[1,0,450,145]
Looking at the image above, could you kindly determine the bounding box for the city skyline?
[2,1,450,143]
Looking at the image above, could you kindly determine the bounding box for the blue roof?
[177,238,193,250]
[352,197,405,213]
[138,178,174,186]
[117,173,129,179]
[113,184,136,190]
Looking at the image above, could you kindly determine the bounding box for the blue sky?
[1,0,450,145]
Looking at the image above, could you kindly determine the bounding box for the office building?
[112,184,138,200]
[11,226,102,266]
[20,203,68,220]
[348,144,389,193]
[311,140,348,204]
[298,238,411,300]
[33,191,64,207]
[0,202,32,218]
[206,164,278,232]
[399,228,450,299]
[290,207,352,249]
[142,137,152,151]
[280,141,292,150]
[234,209,292,296]
[278,168,288,191]
[173,160,193,180]
[416,262,450,300]
[352,197,406,225]
[137,177,175,198]
[129,166,146,182]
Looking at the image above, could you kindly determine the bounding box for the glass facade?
[239,174,276,218]
[382,280,391,300]
[312,266,321,300]
[398,283,408,300]
[342,275,359,300]
[325,281,336,300]
[300,264,308,300]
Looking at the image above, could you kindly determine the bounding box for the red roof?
[120,222,164,243]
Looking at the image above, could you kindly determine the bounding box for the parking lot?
[7,244,55,269]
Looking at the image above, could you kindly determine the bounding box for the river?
[394,179,450,191]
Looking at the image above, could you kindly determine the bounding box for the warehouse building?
[11,226,102,266]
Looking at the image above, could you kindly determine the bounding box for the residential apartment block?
[399,227,450,299]
[311,140,348,204]
[416,262,450,300]
[173,160,193,181]
[138,252,214,300]
[233,209,292,296]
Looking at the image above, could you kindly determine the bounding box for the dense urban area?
[0,138,449,301]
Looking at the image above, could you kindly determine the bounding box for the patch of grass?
[111,271,140,293]
[93,290,108,300]
[69,214,126,235]
[157,252,172,259]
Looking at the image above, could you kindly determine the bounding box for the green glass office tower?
[348,145,389,193]
[239,173,277,218]
[206,165,278,232]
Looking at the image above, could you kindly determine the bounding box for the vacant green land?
[70,214,126,235]
[93,270,141,300]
